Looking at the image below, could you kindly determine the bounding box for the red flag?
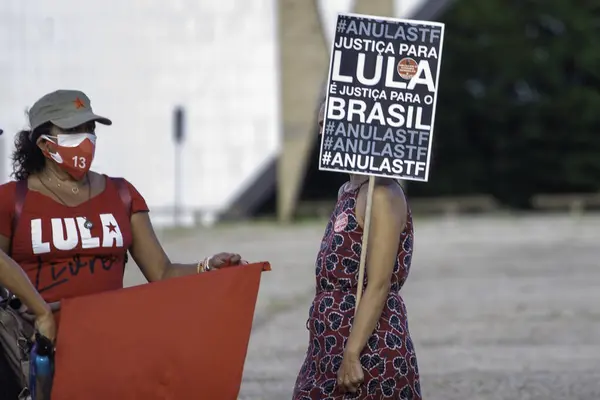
[51,262,271,400]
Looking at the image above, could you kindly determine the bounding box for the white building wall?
[0,0,280,225]
[0,0,432,225]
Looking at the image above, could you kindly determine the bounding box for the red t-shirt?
[0,176,148,304]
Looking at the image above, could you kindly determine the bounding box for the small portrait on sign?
[397,57,419,80]
[334,212,349,233]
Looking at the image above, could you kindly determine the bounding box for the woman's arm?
[344,182,407,357]
[0,239,52,319]
[128,213,241,282]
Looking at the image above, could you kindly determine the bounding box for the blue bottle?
[29,333,54,400]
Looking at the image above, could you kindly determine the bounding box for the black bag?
[0,295,35,399]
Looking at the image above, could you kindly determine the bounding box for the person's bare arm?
[344,182,407,357]
[0,234,52,318]
[128,213,241,282]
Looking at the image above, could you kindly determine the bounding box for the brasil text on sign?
[319,13,445,181]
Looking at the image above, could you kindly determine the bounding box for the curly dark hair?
[11,122,52,181]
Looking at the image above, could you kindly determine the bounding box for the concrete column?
[277,0,329,222]
[354,0,394,16]
[277,0,395,222]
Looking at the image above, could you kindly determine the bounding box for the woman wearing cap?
[0,90,245,384]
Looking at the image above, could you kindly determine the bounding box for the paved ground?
[124,213,600,400]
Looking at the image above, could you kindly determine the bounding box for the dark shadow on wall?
[254,130,345,217]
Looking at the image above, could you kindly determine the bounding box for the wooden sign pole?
[354,176,375,315]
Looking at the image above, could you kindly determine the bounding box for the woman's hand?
[208,252,245,269]
[337,351,364,393]
[34,311,57,342]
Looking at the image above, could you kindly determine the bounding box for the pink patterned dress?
[293,182,421,400]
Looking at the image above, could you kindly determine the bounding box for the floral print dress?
[293,182,421,400]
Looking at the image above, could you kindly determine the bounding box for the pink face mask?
[41,133,96,180]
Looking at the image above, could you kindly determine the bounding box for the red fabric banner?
[51,262,271,400]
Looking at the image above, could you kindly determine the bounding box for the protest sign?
[319,13,445,182]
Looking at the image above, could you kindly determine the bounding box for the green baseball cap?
[29,89,112,134]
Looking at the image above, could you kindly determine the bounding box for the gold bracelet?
[196,257,211,273]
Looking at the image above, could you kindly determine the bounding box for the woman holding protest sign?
[0,89,245,397]
[293,102,421,399]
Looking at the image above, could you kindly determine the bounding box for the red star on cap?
[107,223,117,233]
[74,97,85,109]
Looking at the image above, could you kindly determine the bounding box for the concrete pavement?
[124,214,600,400]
